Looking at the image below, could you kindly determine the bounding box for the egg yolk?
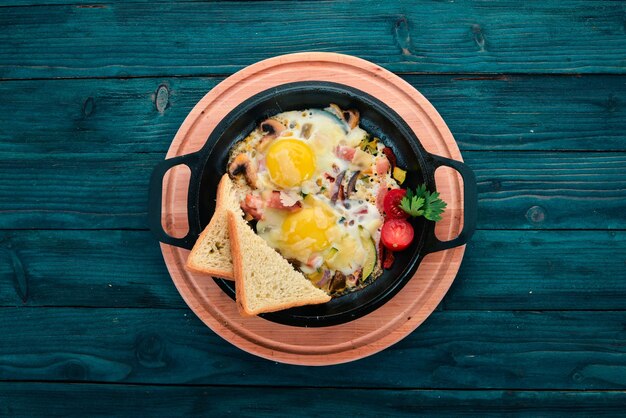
[266,139,315,188]
[281,202,336,253]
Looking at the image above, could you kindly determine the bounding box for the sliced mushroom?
[342,109,360,129]
[329,103,360,130]
[257,119,287,152]
[228,153,257,188]
[345,274,356,287]
[261,119,286,137]
[286,258,303,268]
[329,271,347,293]
[301,123,313,139]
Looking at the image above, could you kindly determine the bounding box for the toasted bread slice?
[227,210,331,316]
[185,174,241,279]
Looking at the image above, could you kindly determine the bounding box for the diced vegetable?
[358,135,378,153]
[393,167,406,184]
[361,236,377,281]
[383,249,395,269]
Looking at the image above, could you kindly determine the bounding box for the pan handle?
[422,154,477,254]
[148,152,202,250]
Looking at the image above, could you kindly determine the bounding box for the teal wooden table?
[2,1,626,416]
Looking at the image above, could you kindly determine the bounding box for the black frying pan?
[149,82,477,327]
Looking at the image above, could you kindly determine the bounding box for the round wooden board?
[159,52,466,366]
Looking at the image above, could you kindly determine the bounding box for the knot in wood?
[154,84,170,113]
[471,24,486,52]
[526,205,546,224]
[604,94,619,113]
[82,96,95,118]
[393,16,420,59]
[7,248,28,303]
[135,333,167,368]
[394,16,412,56]
[64,359,87,380]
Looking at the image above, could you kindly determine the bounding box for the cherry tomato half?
[381,219,414,251]
[383,188,408,219]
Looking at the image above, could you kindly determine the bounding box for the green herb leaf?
[422,190,447,222]
[400,183,447,222]
[400,195,424,217]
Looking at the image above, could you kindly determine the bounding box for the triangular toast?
[185,174,241,279]
[227,210,331,316]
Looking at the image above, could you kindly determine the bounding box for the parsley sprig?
[400,184,447,222]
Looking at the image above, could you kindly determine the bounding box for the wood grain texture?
[0,78,221,154]
[0,152,156,229]
[472,151,626,230]
[447,230,626,310]
[1,307,625,389]
[2,1,626,78]
[2,75,625,153]
[1,151,623,230]
[1,0,625,410]
[0,230,181,308]
[2,384,626,418]
[0,230,624,311]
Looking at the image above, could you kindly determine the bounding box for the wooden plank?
[425,75,626,151]
[447,230,626,310]
[0,78,219,154]
[0,230,184,308]
[2,384,626,417]
[2,230,623,310]
[2,1,626,78]
[2,75,625,153]
[0,152,159,229]
[0,307,625,389]
[0,151,624,230]
[471,151,626,230]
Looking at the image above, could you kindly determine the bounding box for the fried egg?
[257,195,382,275]
[228,105,399,294]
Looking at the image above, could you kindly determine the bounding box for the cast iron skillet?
[149,81,477,327]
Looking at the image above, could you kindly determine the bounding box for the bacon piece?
[376,156,390,176]
[336,146,356,161]
[267,191,302,211]
[241,194,264,220]
[376,181,388,213]
[382,147,397,171]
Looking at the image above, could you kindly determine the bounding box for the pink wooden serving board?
[158,52,466,365]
